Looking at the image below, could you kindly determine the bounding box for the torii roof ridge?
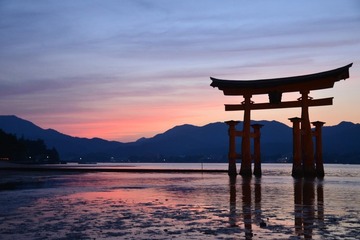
[210,63,353,95]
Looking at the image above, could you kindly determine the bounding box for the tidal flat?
[0,164,359,239]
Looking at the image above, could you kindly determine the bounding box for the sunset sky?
[1,0,359,142]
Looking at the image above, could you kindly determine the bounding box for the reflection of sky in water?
[0,165,359,239]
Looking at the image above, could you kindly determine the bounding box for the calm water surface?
[0,164,359,239]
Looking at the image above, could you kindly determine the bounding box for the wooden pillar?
[289,117,303,178]
[240,94,253,177]
[312,121,325,178]
[226,121,239,176]
[252,124,263,177]
[300,91,315,178]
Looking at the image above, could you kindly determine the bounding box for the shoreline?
[1,161,358,174]
[0,162,227,173]
[0,166,227,173]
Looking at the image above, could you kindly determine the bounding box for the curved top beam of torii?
[210,63,353,96]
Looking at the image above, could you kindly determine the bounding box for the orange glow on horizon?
[16,63,358,143]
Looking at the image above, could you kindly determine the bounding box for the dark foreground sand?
[0,166,359,239]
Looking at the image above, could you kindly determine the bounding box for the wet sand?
[0,166,359,239]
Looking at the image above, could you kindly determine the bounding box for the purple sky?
[1,0,359,142]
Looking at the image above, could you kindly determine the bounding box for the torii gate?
[210,63,352,178]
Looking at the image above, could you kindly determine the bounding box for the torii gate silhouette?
[210,63,352,178]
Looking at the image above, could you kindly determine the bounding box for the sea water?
[0,164,359,239]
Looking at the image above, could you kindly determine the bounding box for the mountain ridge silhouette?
[1,115,359,163]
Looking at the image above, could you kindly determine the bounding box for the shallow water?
[0,164,359,239]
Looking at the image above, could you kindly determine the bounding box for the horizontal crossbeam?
[225,97,333,111]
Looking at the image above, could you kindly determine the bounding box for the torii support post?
[239,94,253,177]
[312,121,325,178]
[226,120,240,176]
[289,117,303,178]
[252,124,263,177]
[300,91,316,178]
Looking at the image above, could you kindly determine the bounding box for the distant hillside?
[117,121,293,163]
[0,115,123,161]
[0,115,359,164]
[0,129,59,163]
[322,121,360,163]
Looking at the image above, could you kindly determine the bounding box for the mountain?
[0,115,123,161]
[0,115,359,164]
[322,121,360,163]
[119,121,293,162]
[126,123,229,155]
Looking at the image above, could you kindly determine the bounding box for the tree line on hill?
[0,129,60,164]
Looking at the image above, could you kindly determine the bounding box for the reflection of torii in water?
[228,176,324,239]
[210,63,353,178]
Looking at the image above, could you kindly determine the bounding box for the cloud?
[1,0,359,141]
